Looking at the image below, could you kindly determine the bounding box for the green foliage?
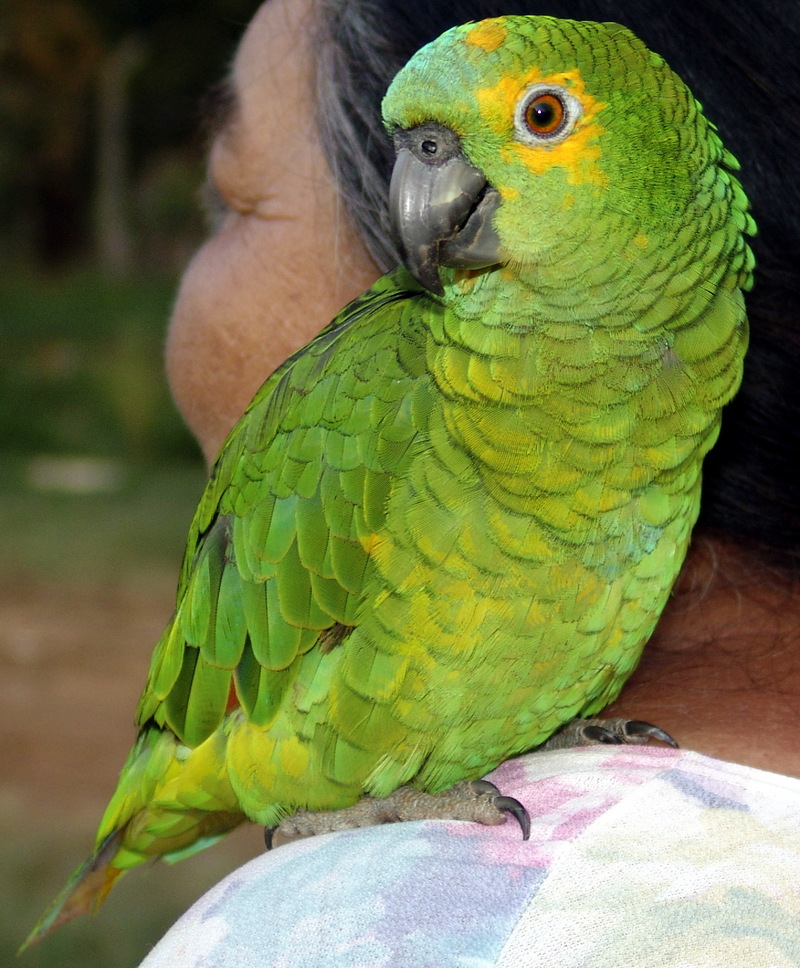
[0,269,200,462]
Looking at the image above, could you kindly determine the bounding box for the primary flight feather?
[26,14,753,945]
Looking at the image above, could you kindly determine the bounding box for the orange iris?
[524,93,565,135]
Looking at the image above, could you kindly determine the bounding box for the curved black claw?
[581,725,625,745]
[495,795,531,841]
[471,780,531,840]
[264,826,276,851]
[623,720,679,748]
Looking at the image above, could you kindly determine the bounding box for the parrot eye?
[515,84,582,146]
[525,94,563,134]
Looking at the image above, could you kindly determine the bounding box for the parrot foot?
[264,780,530,848]
[539,717,678,751]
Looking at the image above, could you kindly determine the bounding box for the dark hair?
[315,0,800,571]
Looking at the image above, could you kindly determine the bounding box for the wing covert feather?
[135,270,429,745]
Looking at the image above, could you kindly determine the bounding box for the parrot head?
[382,16,752,303]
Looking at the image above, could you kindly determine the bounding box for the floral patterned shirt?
[139,747,800,967]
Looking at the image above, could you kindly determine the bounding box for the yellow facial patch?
[475,67,608,189]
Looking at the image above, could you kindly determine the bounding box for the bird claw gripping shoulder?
[265,780,531,849]
[539,717,678,751]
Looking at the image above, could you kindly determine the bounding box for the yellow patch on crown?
[465,19,508,52]
[475,67,608,189]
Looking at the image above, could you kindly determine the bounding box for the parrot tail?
[21,727,246,951]
[19,830,125,952]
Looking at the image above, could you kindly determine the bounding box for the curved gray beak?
[389,123,501,295]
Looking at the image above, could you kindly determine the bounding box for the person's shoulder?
[139,748,800,968]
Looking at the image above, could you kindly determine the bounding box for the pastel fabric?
[138,747,800,968]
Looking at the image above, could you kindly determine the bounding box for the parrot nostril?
[394,123,462,166]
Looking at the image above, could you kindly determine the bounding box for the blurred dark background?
[1,3,266,966]
[1,0,262,463]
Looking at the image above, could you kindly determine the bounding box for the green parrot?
[25,13,753,946]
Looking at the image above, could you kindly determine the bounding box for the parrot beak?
[390,123,501,295]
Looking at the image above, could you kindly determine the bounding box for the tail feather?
[21,727,244,950]
[19,831,125,952]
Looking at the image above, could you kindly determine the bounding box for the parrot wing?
[136,268,428,747]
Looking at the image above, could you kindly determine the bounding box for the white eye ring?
[514,83,583,146]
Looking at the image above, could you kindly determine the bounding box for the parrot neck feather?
[424,257,746,506]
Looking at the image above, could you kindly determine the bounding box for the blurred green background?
[1,2,268,965]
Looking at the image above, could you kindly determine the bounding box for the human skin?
[167,0,800,778]
[166,0,380,461]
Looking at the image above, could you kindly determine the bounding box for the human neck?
[603,537,800,777]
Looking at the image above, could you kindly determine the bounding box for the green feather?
[274,539,331,631]
[182,657,232,747]
[208,564,248,669]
